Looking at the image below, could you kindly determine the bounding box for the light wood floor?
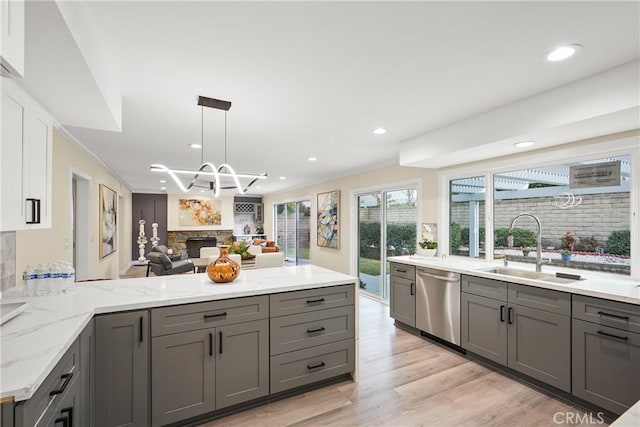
[196,295,603,427]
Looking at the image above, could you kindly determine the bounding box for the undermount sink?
[481,267,582,284]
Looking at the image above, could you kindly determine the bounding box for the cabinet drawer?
[390,263,415,281]
[572,318,640,414]
[270,306,355,355]
[508,283,571,315]
[462,275,508,301]
[572,295,640,333]
[270,339,355,394]
[16,339,79,427]
[151,295,268,337]
[270,285,354,317]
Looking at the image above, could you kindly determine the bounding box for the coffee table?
[191,257,256,273]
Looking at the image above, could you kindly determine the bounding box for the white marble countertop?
[611,400,640,426]
[389,255,640,305]
[0,265,357,401]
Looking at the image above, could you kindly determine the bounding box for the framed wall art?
[317,190,340,249]
[99,184,118,258]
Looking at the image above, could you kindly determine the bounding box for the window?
[439,137,638,278]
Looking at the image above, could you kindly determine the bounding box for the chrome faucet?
[508,213,544,272]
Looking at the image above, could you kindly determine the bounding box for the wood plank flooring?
[198,295,603,427]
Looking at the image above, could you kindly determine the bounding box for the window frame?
[438,134,639,279]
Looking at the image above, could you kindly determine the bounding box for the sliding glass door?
[274,201,310,265]
[358,188,417,300]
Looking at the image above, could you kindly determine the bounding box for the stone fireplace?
[167,230,233,257]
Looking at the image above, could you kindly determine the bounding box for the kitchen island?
[0,265,358,426]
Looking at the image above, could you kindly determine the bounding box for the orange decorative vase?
[207,245,240,283]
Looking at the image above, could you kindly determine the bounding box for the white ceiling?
[20,1,640,195]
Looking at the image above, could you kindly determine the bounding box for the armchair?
[147,252,195,276]
[150,244,185,261]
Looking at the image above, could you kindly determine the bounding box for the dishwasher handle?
[417,270,460,282]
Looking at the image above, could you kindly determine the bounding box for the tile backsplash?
[1,231,17,292]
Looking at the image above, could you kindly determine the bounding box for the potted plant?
[560,231,575,261]
[521,246,531,257]
[418,240,438,257]
[228,240,255,260]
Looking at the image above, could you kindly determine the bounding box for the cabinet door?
[151,329,215,426]
[216,319,269,409]
[0,0,25,77]
[0,81,27,230]
[80,319,95,427]
[461,292,507,365]
[95,311,149,427]
[507,304,570,392]
[390,276,415,327]
[572,319,640,415]
[25,102,52,228]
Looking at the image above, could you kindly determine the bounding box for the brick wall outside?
[451,192,630,248]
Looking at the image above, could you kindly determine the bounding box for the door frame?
[350,179,421,301]
[69,168,91,281]
[272,196,312,265]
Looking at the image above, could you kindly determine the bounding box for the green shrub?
[494,227,537,248]
[606,229,630,256]
[574,236,599,252]
[450,222,462,254]
[461,227,485,246]
[358,221,417,257]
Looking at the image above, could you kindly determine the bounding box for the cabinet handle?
[500,305,505,322]
[204,312,227,320]
[508,307,514,324]
[410,283,415,296]
[306,298,325,304]
[54,416,68,427]
[597,330,629,341]
[306,326,325,334]
[219,331,223,354]
[307,361,325,370]
[209,333,213,356]
[50,373,73,396]
[396,269,407,273]
[597,311,629,321]
[26,198,41,224]
[139,316,144,343]
[61,407,73,427]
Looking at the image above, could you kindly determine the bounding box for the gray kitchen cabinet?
[461,292,507,365]
[14,338,79,427]
[216,319,269,409]
[95,310,149,427]
[151,328,215,426]
[42,374,81,427]
[572,318,640,415]
[507,304,570,391]
[80,319,95,427]
[390,275,416,327]
[461,276,570,392]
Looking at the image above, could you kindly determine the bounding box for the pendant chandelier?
[150,96,267,197]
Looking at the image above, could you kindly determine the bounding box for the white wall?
[263,165,438,275]
[15,130,132,281]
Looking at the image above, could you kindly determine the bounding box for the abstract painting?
[178,198,222,226]
[99,184,117,258]
[317,190,340,249]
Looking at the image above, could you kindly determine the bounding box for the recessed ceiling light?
[256,185,262,189]
[514,141,535,148]
[545,44,582,62]
[373,127,387,135]
[307,157,318,162]
[159,179,166,183]
[279,176,286,180]
[189,143,202,149]
[160,186,167,190]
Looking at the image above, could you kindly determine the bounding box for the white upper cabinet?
[1,79,53,231]
[0,0,25,77]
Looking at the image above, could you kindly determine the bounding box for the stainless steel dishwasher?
[416,267,461,346]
